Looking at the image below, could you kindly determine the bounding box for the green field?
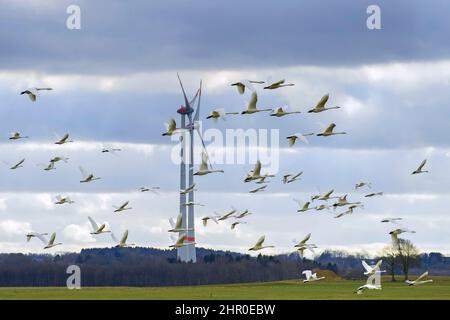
[0,277,449,300]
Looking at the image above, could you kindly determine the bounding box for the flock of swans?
[10,80,434,293]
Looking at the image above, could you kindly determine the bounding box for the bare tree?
[396,239,420,280]
[380,245,398,282]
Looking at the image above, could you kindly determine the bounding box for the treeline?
[0,247,321,287]
[0,246,448,287]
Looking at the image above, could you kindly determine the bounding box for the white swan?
[317,123,346,137]
[270,106,301,117]
[194,152,224,176]
[54,133,73,145]
[241,92,271,114]
[412,159,428,175]
[302,270,325,283]
[406,271,433,286]
[249,235,274,251]
[20,87,53,101]
[307,94,340,113]
[113,201,132,213]
[264,79,294,90]
[55,195,74,205]
[9,132,29,140]
[88,216,111,234]
[362,260,386,276]
[111,230,134,248]
[79,166,101,183]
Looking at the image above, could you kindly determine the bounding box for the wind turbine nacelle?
[177,105,194,115]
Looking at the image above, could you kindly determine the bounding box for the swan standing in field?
[381,217,402,224]
[231,80,264,95]
[406,271,433,286]
[54,133,73,145]
[270,106,301,117]
[111,230,134,248]
[20,87,53,101]
[355,182,372,190]
[26,232,48,242]
[9,158,25,170]
[206,108,239,121]
[9,132,29,140]
[194,152,224,176]
[201,216,218,227]
[302,270,325,283]
[365,192,383,198]
[249,235,274,251]
[355,284,381,294]
[88,216,111,235]
[286,133,313,146]
[249,185,267,193]
[316,123,347,137]
[169,214,193,232]
[33,232,62,249]
[264,79,294,90]
[79,166,101,183]
[307,94,340,113]
[54,195,74,205]
[170,234,195,248]
[231,221,247,230]
[241,92,271,114]
[362,260,386,276]
[180,183,197,194]
[412,159,429,175]
[113,201,132,213]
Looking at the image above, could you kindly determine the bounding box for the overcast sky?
[1,0,449,257]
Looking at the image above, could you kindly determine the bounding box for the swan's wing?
[110,232,119,243]
[417,159,427,171]
[199,152,209,171]
[48,232,56,245]
[120,230,129,244]
[79,166,87,179]
[253,160,261,176]
[300,233,311,244]
[415,271,428,282]
[362,260,372,272]
[247,92,258,111]
[302,270,312,279]
[315,94,329,110]
[33,233,48,245]
[374,260,382,271]
[323,123,336,134]
[88,216,99,231]
[169,217,176,229]
[255,235,265,247]
[175,213,183,229]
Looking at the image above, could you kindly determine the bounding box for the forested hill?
[0,247,448,287]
